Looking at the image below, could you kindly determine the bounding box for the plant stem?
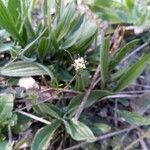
[74,66,100,121]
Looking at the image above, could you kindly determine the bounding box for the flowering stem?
[64,73,78,89]
[74,66,100,121]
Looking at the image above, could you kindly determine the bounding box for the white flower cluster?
[73,57,87,71]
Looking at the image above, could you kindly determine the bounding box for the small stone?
[18,77,37,90]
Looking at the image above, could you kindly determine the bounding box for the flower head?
[73,56,87,71]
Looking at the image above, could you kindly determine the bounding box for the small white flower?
[18,77,36,90]
[73,57,87,71]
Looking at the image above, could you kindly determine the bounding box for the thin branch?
[122,42,148,63]
[8,125,12,144]
[93,78,101,87]
[57,139,64,150]
[100,94,140,100]
[17,110,51,125]
[40,88,81,94]
[114,99,118,127]
[120,127,133,147]
[132,84,150,89]
[124,132,150,150]
[137,132,149,150]
[13,96,59,112]
[117,90,150,94]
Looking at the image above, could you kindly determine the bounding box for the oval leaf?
[31,120,61,150]
[0,94,14,125]
[0,0,23,43]
[64,119,96,143]
[125,0,135,12]
[0,141,12,150]
[119,110,150,126]
[114,54,150,92]
[110,39,140,69]
[75,70,90,91]
[91,123,111,134]
[38,37,49,61]
[35,103,62,119]
[0,61,53,79]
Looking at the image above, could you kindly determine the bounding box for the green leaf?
[110,39,140,69]
[12,113,31,134]
[111,65,130,81]
[49,32,59,52]
[0,43,12,53]
[87,0,112,7]
[31,120,61,150]
[71,21,97,53]
[100,37,110,88]
[60,17,85,50]
[64,119,96,142]
[119,110,150,126]
[7,0,21,23]
[0,0,23,44]
[0,94,14,125]
[88,0,149,25]
[66,90,111,117]
[24,16,36,41]
[114,54,150,92]
[88,0,123,23]
[125,0,135,12]
[0,141,12,150]
[21,27,47,55]
[55,2,76,42]
[91,123,111,134]
[0,61,53,79]
[96,7,122,24]
[35,103,62,119]
[42,0,54,26]
[57,68,72,81]
[75,70,90,91]
[38,37,49,61]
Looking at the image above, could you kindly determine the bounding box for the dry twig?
[17,110,51,125]
[122,42,149,63]
[124,131,150,150]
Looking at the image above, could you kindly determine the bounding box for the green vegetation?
[0,0,150,149]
